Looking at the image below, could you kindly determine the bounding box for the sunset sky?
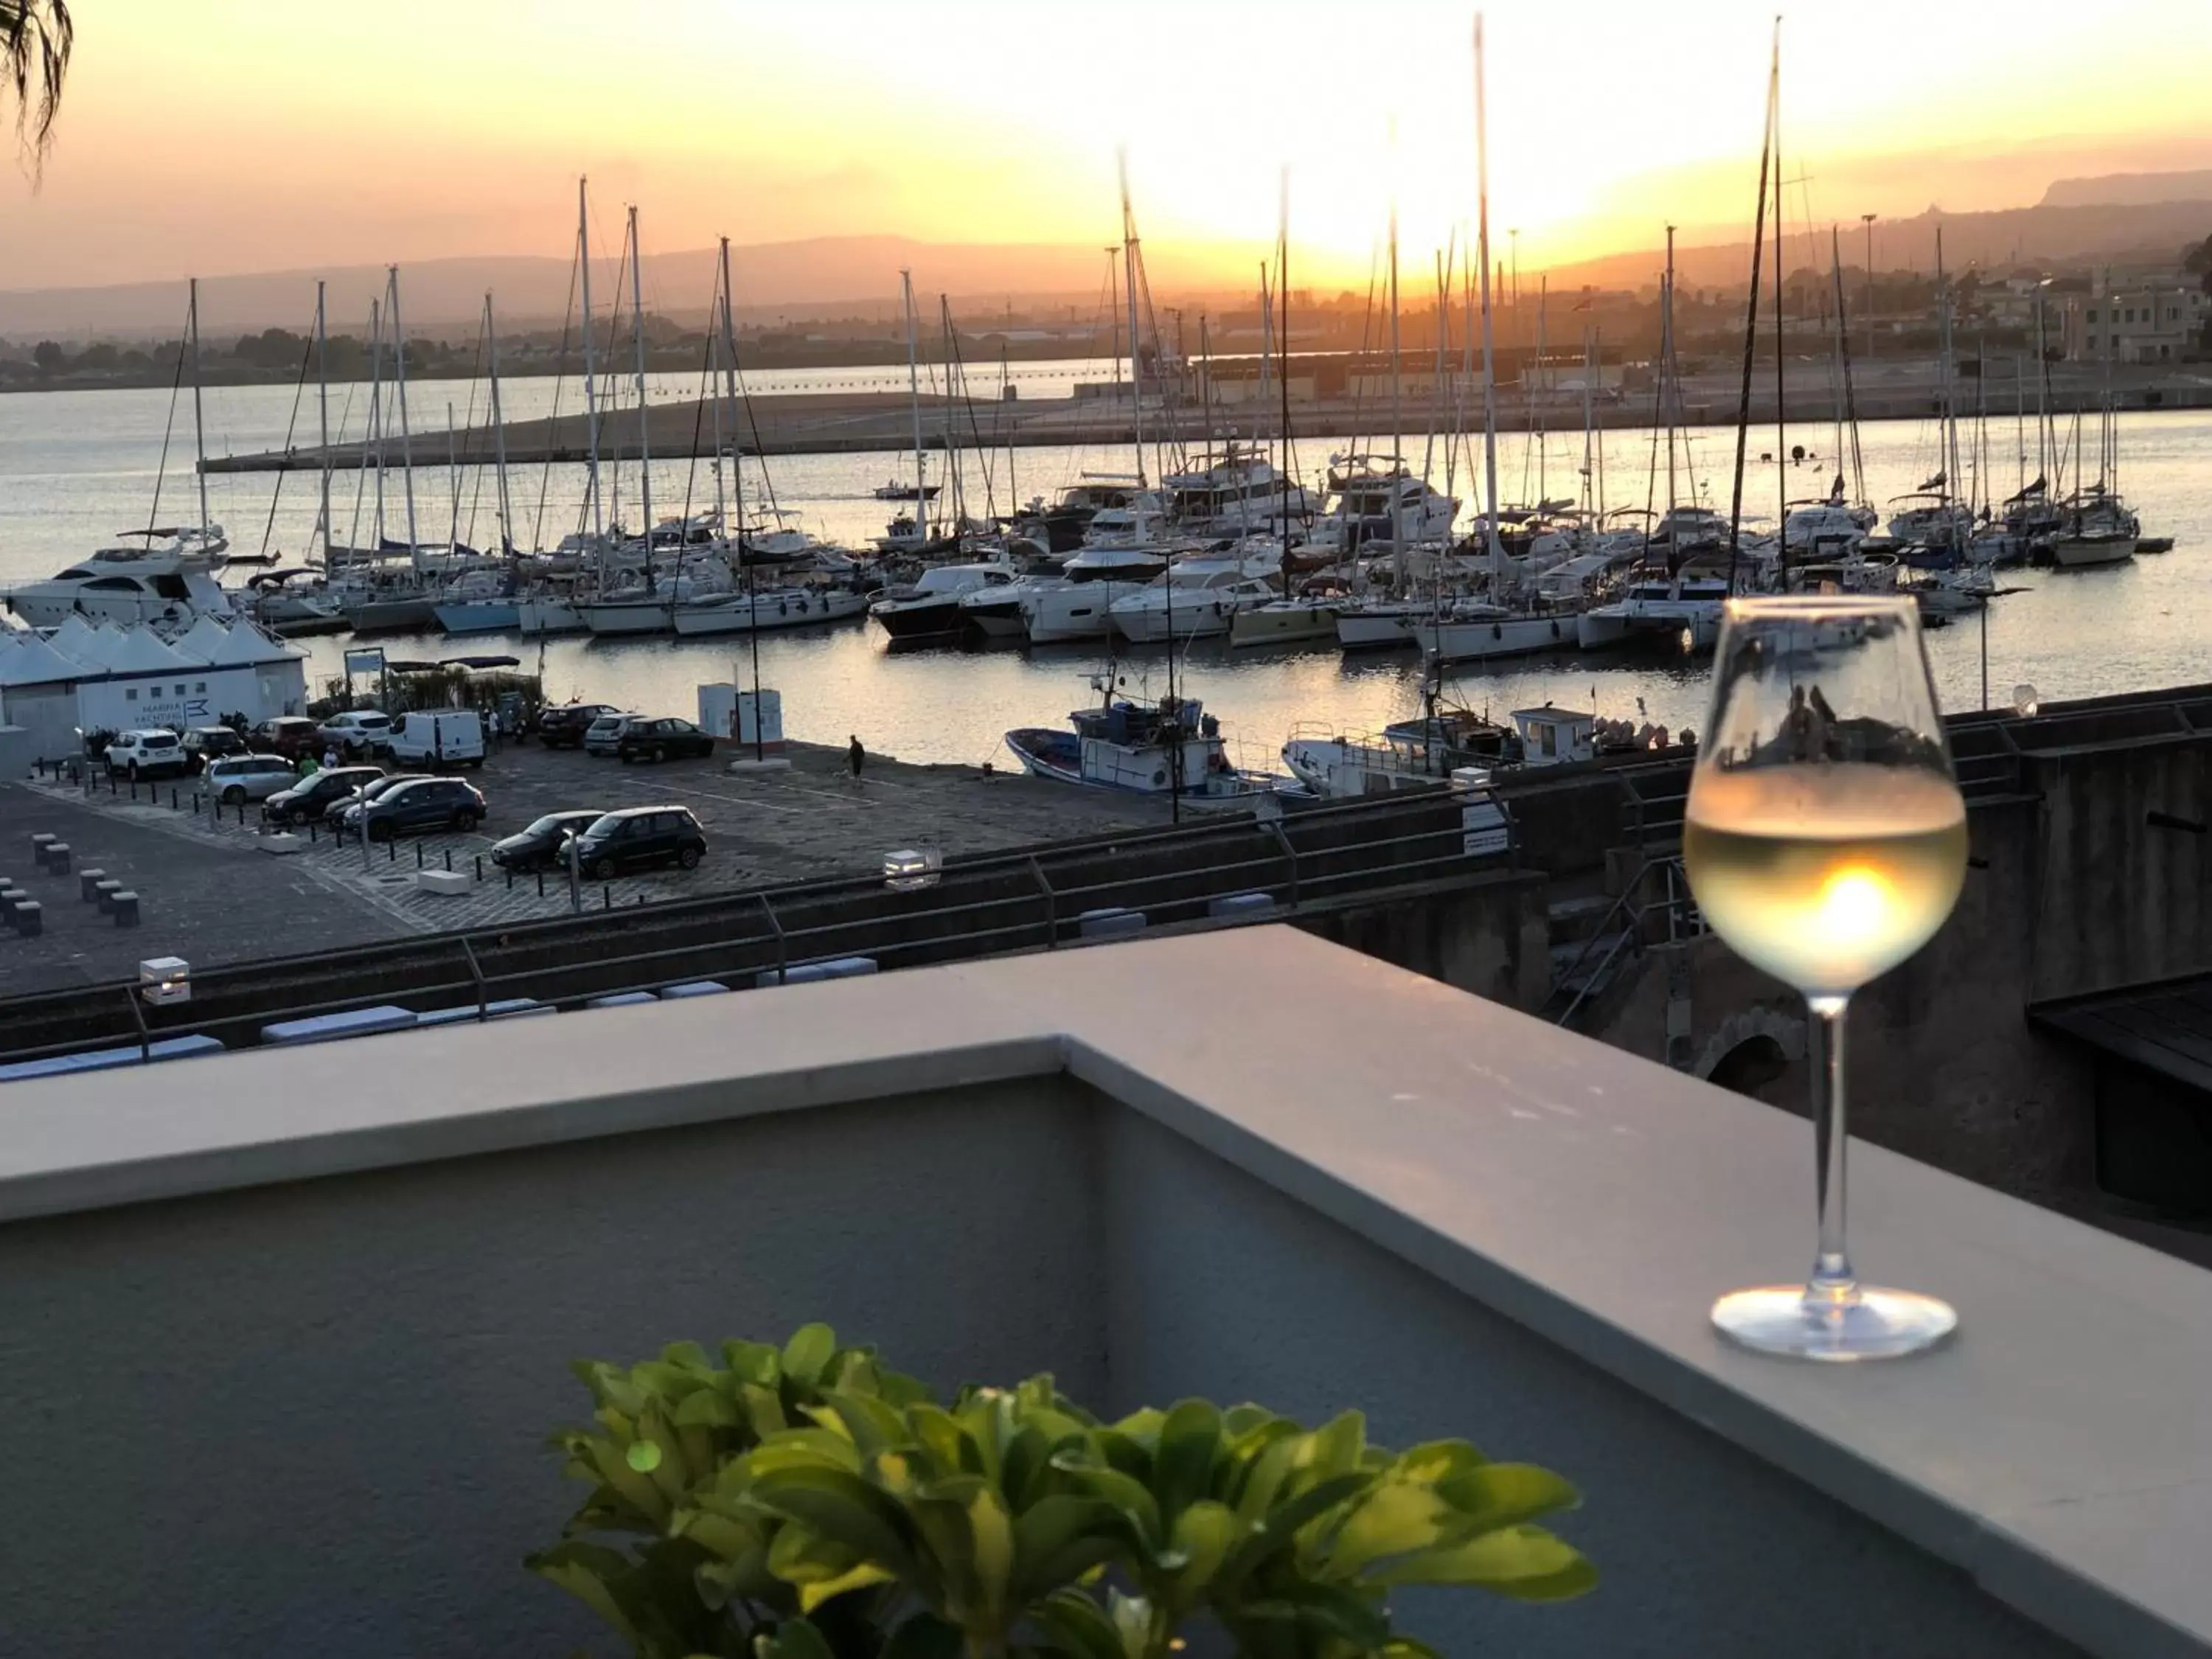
[6,0,2212,298]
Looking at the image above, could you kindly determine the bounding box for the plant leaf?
[798,1559,897,1613]
[782,1324,838,1388]
[1373,1523,1596,1601]
[751,1465,924,1585]
[1152,1400,1224,1525]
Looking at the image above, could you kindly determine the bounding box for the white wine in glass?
[1683,596,1966,1360]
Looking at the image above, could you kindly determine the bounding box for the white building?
[0,617,308,762]
[2061,279,2208,364]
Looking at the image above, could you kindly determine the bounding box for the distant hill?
[0,236,1253,343]
[2041,170,2212,208]
[1545,197,2212,295]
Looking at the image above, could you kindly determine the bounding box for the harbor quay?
[7,678,2212,1275]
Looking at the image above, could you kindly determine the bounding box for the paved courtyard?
[3,738,1177,963]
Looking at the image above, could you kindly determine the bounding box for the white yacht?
[579,566,734,637]
[4,543,238,631]
[670,584,872,636]
[1163,449,1314,538]
[872,561,1015,645]
[1323,456,1460,551]
[1107,557,1282,644]
[1413,602,1583,663]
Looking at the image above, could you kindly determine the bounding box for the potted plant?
[532,1324,1593,1658]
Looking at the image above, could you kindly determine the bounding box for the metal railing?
[0,787,1515,1070]
[1546,853,1705,1030]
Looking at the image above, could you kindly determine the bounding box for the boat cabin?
[1510,706,1600,768]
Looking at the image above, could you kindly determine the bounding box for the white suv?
[205,754,299,806]
[318,710,394,757]
[105,729,189,781]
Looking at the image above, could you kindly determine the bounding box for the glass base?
[1711,1284,1957,1362]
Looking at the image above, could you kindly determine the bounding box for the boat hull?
[346,597,437,633]
[1230,605,1339,648]
[1334,608,1424,650]
[518,599,585,635]
[1109,601,1237,644]
[670,588,870,636]
[580,602,675,636]
[2048,535,2135,569]
[434,601,521,635]
[1415,612,1579,662]
[872,597,967,644]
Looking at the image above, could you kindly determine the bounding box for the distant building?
[2059,277,2207,363]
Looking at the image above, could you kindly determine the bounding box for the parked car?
[179,726,247,772]
[205,754,300,806]
[538,703,618,749]
[262,765,385,827]
[571,805,708,879]
[389,709,486,769]
[339,776,487,842]
[105,729,190,781]
[253,716,324,761]
[616,717,716,764]
[326,772,431,828]
[582,712,640,757]
[490,810,607,872]
[318,710,395,757]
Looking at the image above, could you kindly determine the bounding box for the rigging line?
[144,296,192,539]
[532,239,580,554]
[675,309,717,533]
[1725,24,1778,595]
[947,311,998,518]
[455,308,487,552]
[256,330,316,560]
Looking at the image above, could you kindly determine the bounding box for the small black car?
[538,703,619,750]
[490,810,606,872]
[179,726,247,773]
[571,806,708,880]
[616,717,717,764]
[262,765,385,827]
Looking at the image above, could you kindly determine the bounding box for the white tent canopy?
[100,628,197,675]
[170,615,232,665]
[46,615,107,667]
[0,635,88,687]
[205,622,300,667]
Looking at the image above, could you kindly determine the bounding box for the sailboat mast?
[1581,321,1596,518]
[315,280,331,560]
[719,238,745,542]
[900,270,927,542]
[577,178,607,556]
[188,277,211,544]
[368,298,386,548]
[1663,229,1678,516]
[939,296,964,531]
[485,293,513,552]
[1387,192,1405,583]
[1772,41,1786,553]
[387,266,420,568]
[1119,152,1147,487]
[1279,169,1294,590]
[1474,15,1503,600]
[627,206,654,563]
[1935,227,1958,515]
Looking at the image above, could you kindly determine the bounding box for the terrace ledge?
[1,926,2206,1658]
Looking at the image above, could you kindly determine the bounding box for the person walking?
[321,743,340,772]
[848,734,866,782]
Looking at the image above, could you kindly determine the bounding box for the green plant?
[533,1325,1593,1659]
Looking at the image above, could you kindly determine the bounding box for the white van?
[388,709,486,770]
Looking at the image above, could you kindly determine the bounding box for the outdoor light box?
[139,956,191,1006]
[883,846,942,891]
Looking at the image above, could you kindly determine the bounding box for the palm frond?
[2,0,74,168]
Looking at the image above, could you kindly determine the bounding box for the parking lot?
[13,734,1179,942]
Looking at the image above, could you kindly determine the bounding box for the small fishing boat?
[872,479,941,501]
[1005,689,1279,805]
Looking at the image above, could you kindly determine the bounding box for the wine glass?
[1683,595,1967,1361]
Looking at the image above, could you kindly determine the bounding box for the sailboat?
[2048,296,2139,569]
[5,279,237,632]
[435,293,524,634]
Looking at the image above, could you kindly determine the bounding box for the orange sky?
[5,0,2211,294]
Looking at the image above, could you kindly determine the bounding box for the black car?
[570,806,707,880]
[616,717,716,764]
[490,810,605,872]
[538,703,619,750]
[344,776,487,841]
[179,726,247,773]
[262,765,385,827]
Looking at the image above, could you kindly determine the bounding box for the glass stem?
[1806,993,1858,1304]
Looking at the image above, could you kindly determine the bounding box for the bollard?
[443,849,452,872]
[170,787,178,810]
[602,885,611,910]
[46,844,69,875]
[111,891,140,928]
[414,841,423,869]
[191,793,200,813]
[128,779,138,801]
[386,836,395,863]
[473,855,481,881]
[79,869,106,902]
[532,870,541,897]
[308,821,318,844]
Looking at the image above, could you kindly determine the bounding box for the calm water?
[1,375,2205,768]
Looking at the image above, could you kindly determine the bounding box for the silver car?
[205,754,303,806]
[582,712,639,757]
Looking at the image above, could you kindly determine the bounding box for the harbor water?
[3,376,2207,768]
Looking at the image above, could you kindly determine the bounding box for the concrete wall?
[0,1078,1105,1659]
[1099,1107,2081,1659]
[1294,869,1550,1010]
[1599,793,2101,1203]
